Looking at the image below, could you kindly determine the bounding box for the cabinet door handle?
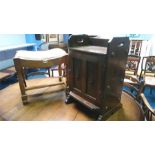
[118,42,124,47]
[77,39,84,43]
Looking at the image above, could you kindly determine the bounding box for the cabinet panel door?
[83,54,105,107]
[68,50,106,108]
[69,51,83,95]
[85,61,98,98]
[73,58,82,91]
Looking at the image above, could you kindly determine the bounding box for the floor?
[0,66,16,81]
[0,77,96,121]
[0,77,144,121]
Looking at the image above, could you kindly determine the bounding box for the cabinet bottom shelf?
[67,91,122,120]
[69,91,100,110]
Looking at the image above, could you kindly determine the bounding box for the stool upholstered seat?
[15,48,68,61]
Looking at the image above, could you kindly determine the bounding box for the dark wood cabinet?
[66,35,130,119]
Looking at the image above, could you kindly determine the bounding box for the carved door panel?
[82,54,104,107]
[68,51,105,107]
[68,51,83,96]
[85,61,98,97]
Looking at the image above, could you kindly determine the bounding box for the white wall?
[145,35,155,56]
[137,41,149,75]
[0,34,26,47]
[0,34,26,70]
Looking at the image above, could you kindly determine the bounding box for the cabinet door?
[83,54,105,107]
[85,61,98,97]
[68,50,105,108]
[68,51,83,96]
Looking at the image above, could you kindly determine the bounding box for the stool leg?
[22,95,28,105]
[48,68,50,77]
[58,64,62,82]
[22,68,27,87]
[14,59,28,105]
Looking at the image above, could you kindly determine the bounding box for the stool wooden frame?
[14,55,68,104]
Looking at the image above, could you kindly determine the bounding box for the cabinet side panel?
[105,37,129,103]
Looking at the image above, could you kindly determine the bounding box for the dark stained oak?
[69,46,107,55]
[67,36,130,119]
[0,78,144,121]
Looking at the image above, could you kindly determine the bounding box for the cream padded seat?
[15,48,68,61]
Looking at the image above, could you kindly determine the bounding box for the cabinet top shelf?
[69,46,107,55]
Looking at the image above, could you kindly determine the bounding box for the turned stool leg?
[22,95,28,105]
[14,59,28,105]
[48,68,51,77]
[58,64,62,82]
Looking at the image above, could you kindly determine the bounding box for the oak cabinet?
[66,35,130,119]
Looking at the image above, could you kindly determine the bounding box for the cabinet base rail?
[66,91,122,120]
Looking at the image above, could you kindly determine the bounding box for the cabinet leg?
[65,86,69,96]
[65,95,74,104]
